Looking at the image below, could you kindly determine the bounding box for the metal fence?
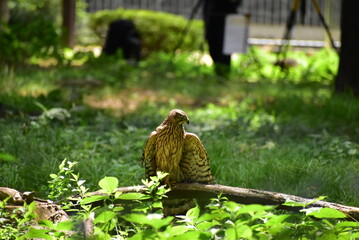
[86,0,341,27]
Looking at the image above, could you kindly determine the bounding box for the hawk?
[142,109,214,186]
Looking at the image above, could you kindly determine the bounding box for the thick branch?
[113,183,359,221]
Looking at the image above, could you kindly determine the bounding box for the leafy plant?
[0,199,38,240]
[47,159,86,201]
[89,8,204,57]
[3,161,359,239]
[0,9,60,70]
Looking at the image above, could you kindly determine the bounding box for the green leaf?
[225,228,237,240]
[55,220,74,231]
[25,201,37,215]
[305,207,347,219]
[0,153,17,162]
[224,201,240,213]
[165,225,189,236]
[99,176,119,193]
[80,195,108,204]
[146,215,174,230]
[22,228,52,240]
[197,212,229,222]
[306,196,327,207]
[122,213,149,225]
[236,224,252,238]
[236,204,275,215]
[113,206,124,212]
[282,200,306,208]
[49,173,58,179]
[335,221,359,230]
[171,231,208,240]
[117,192,146,200]
[122,213,174,230]
[94,211,117,224]
[152,201,162,208]
[264,214,291,235]
[38,219,55,229]
[186,205,200,220]
[197,221,216,231]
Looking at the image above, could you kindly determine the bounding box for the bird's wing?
[180,133,214,183]
[142,131,157,179]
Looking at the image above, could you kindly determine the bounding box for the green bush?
[89,8,205,56]
[0,6,60,68]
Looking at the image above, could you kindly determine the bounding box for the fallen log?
[109,183,359,221]
[0,187,70,223]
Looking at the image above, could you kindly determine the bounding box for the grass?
[0,48,358,207]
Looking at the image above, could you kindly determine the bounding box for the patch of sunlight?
[84,88,168,114]
[74,45,102,57]
[84,88,202,115]
[18,83,55,97]
[187,51,213,66]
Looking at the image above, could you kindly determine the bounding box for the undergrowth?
[1,165,358,239]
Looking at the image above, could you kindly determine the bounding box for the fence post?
[324,0,331,48]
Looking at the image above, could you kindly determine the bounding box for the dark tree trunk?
[62,0,76,47]
[335,0,359,96]
[0,0,9,23]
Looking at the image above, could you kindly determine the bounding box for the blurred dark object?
[203,0,242,78]
[274,58,298,71]
[102,19,141,63]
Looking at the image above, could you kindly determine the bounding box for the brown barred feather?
[141,109,214,215]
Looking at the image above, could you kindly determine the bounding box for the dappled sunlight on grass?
[84,87,203,115]
[1,49,359,206]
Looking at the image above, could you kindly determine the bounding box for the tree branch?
[114,183,359,221]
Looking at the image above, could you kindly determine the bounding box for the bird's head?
[167,109,190,125]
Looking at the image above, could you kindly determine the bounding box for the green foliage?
[89,8,204,56]
[47,159,87,201]
[2,164,359,239]
[0,7,60,68]
[0,199,38,240]
[232,47,338,84]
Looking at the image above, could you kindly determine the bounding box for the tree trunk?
[62,0,76,47]
[335,0,359,96]
[0,0,9,23]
